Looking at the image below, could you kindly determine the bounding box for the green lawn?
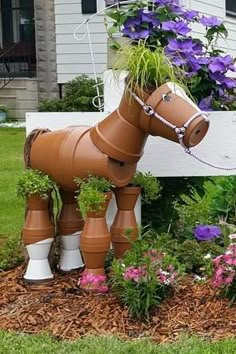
[0,128,25,239]
[1,332,236,354]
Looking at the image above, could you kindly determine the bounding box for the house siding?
[54,0,236,84]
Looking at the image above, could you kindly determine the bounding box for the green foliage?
[131,171,161,203]
[112,41,185,93]
[175,239,223,275]
[0,105,8,113]
[110,228,180,320]
[38,75,103,112]
[16,169,55,200]
[38,98,65,112]
[142,177,208,234]
[209,176,236,224]
[0,233,24,270]
[75,175,113,218]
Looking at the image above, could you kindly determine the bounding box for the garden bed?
[0,265,235,342]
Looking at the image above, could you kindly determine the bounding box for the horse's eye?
[162,94,172,102]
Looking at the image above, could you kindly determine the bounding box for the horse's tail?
[24,128,51,168]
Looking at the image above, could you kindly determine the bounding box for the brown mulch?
[0,266,236,342]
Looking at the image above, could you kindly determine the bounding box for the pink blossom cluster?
[157,265,178,285]
[212,245,236,288]
[123,266,147,283]
[79,271,108,293]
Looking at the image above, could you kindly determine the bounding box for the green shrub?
[38,98,65,112]
[175,239,223,275]
[142,177,208,234]
[0,234,24,271]
[38,75,103,112]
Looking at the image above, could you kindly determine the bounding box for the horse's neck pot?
[90,89,148,164]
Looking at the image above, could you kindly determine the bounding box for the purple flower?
[194,225,221,241]
[209,55,236,73]
[162,20,191,36]
[200,15,223,27]
[122,18,151,39]
[182,10,199,21]
[198,97,213,111]
[154,0,180,5]
[140,10,160,27]
[166,38,203,55]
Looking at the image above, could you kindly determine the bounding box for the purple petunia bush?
[106,0,236,110]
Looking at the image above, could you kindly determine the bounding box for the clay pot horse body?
[24,82,209,278]
[29,82,209,189]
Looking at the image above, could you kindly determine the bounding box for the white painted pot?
[24,238,54,281]
[58,231,84,271]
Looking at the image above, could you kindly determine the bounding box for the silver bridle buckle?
[143,105,155,116]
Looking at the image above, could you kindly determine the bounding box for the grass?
[0,128,25,269]
[0,128,25,239]
[1,332,236,353]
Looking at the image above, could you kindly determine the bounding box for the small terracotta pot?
[23,194,54,245]
[80,192,112,276]
[111,186,141,258]
[57,189,84,235]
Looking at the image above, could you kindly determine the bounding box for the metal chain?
[129,89,236,171]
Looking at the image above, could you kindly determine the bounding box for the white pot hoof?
[59,249,84,271]
[24,259,54,281]
[26,238,54,260]
[61,232,81,251]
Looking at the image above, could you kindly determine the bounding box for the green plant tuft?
[112,41,186,94]
[16,169,56,200]
[75,175,113,219]
[131,171,161,204]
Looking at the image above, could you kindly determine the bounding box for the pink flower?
[123,266,146,283]
[78,271,108,293]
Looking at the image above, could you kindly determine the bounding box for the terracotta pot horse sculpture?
[22,82,209,282]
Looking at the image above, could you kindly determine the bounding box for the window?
[226,0,236,18]
[81,0,97,14]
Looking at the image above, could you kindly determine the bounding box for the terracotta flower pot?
[80,192,112,276]
[22,194,54,245]
[57,189,84,235]
[111,186,141,258]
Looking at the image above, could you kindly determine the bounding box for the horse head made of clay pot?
[138,82,209,149]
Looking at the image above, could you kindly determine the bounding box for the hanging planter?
[75,176,113,283]
[17,169,56,281]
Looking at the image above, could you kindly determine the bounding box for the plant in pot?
[0,105,8,123]
[75,175,114,289]
[111,170,161,258]
[17,168,56,282]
